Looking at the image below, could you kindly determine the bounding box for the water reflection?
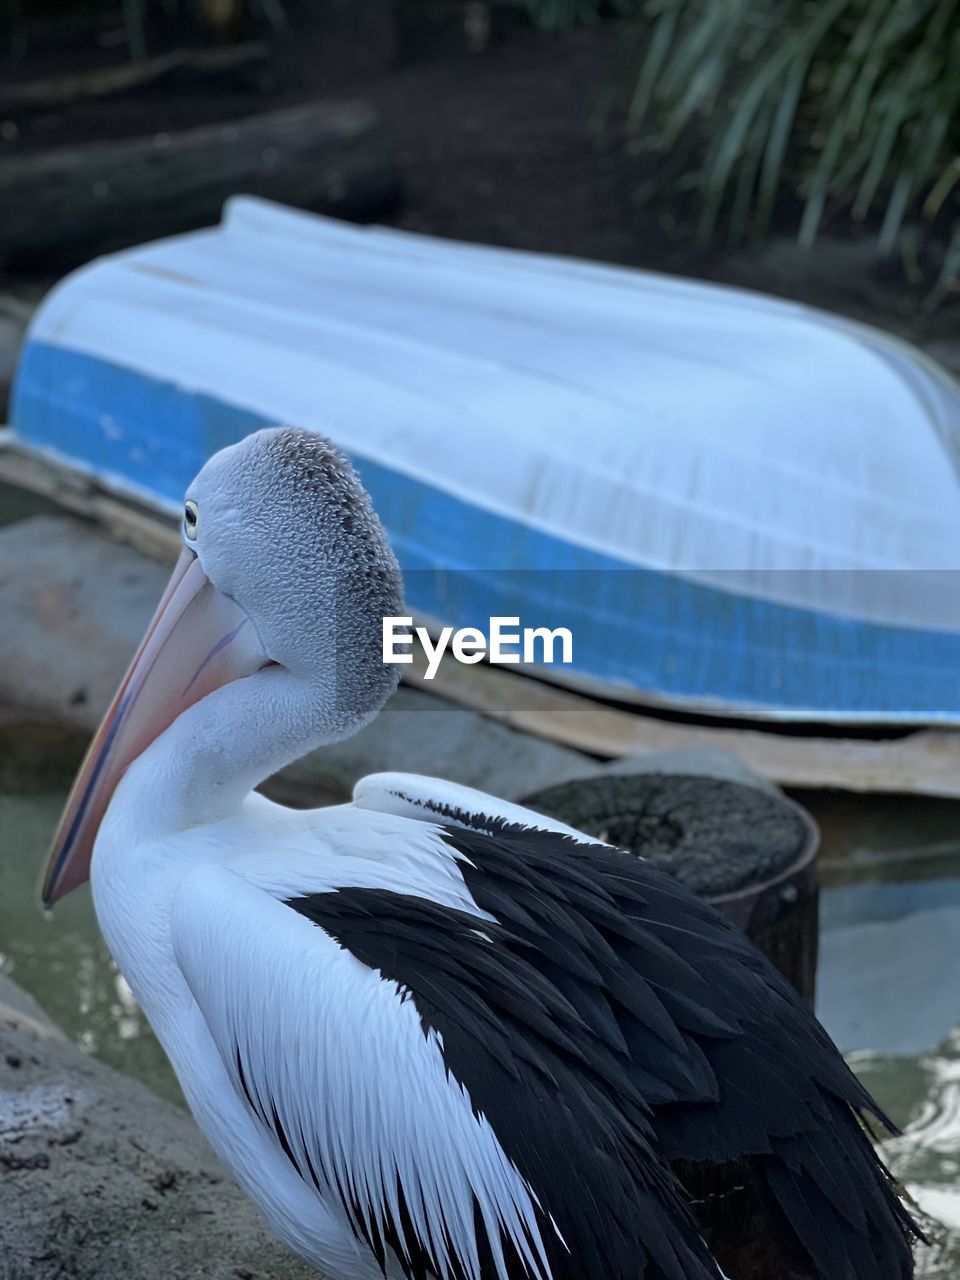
[113,971,143,1042]
[0,789,181,1103]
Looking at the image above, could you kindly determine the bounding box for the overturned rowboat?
[7,196,960,725]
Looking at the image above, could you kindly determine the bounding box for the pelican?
[42,426,919,1280]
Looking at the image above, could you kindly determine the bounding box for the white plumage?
[91,767,601,1280]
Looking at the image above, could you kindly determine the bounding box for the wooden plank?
[0,100,398,270]
[4,433,960,798]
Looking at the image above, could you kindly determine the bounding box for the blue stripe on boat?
[13,339,960,722]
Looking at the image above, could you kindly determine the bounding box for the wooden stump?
[0,100,400,270]
[523,771,822,1279]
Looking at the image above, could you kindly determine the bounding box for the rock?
[0,973,65,1040]
[0,977,315,1280]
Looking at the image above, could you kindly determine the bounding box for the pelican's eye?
[183,500,199,541]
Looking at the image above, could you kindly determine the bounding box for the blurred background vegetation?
[2,0,958,306]
[2,0,287,58]
[528,0,960,307]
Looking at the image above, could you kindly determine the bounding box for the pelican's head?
[186,426,403,691]
[41,427,404,906]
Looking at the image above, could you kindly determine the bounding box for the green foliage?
[632,0,960,304]
[528,0,960,304]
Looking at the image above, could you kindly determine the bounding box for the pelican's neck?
[117,664,352,837]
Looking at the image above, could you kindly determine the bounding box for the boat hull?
[11,198,960,724]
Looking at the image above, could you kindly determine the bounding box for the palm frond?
[580,0,960,304]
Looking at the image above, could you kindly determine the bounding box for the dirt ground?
[1,0,957,370]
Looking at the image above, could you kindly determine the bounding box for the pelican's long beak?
[41,548,267,907]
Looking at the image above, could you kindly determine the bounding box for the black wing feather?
[437,821,920,1280]
[289,816,919,1280]
[288,886,722,1280]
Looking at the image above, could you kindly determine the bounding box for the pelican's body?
[92,781,456,1280]
[44,427,920,1280]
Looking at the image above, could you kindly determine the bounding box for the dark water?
[0,788,184,1104]
[2,774,958,1273]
